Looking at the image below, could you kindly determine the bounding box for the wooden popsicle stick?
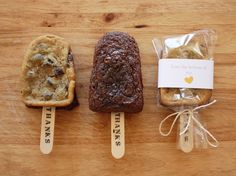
[179,113,194,153]
[111,112,125,159]
[40,106,56,154]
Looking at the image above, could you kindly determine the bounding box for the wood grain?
[0,0,236,175]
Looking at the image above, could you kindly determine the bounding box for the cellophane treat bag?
[153,29,219,152]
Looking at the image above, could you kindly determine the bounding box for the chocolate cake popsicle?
[89,32,143,158]
[21,35,76,154]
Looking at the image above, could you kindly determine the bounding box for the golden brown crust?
[21,35,76,107]
[159,88,212,107]
[22,81,75,107]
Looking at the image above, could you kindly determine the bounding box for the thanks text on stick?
[44,107,52,144]
[113,113,121,146]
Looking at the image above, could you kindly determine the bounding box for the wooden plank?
[0,0,236,175]
[0,0,235,13]
[0,142,236,176]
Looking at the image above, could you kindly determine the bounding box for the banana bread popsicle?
[21,35,77,154]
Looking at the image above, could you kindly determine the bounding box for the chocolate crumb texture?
[89,32,143,113]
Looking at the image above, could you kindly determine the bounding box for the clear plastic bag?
[153,29,219,152]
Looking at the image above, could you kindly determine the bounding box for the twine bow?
[159,100,219,147]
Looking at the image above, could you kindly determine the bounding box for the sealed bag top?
[153,29,217,108]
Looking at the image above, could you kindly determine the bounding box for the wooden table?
[1,0,236,175]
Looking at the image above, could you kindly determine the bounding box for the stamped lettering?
[111,112,125,159]
[40,106,55,154]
